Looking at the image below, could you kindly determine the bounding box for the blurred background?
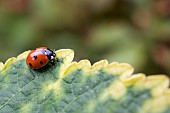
[0,0,170,76]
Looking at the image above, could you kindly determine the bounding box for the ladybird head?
[44,49,56,61]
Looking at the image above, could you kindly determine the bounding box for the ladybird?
[26,47,56,69]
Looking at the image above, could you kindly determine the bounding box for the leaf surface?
[0,49,170,113]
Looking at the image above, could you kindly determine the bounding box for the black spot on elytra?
[33,56,38,60]
[29,63,32,67]
[40,61,43,64]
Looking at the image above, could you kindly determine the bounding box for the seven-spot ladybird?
[26,47,56,69]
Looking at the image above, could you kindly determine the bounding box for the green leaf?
[0,49,170,113]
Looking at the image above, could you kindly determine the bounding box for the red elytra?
[26,47,56,69]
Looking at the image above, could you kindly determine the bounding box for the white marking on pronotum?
[44,52,47,55]
[51,56,54,59]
